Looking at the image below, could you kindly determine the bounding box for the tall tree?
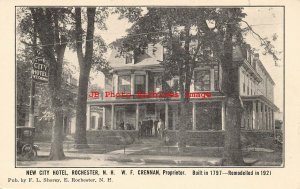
[30,8,69,160]
[218,9,245,165]
[73,7,109,148]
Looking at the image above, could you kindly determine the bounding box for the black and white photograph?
[15,6,284,168]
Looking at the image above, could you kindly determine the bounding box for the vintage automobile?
[16,126,39,160]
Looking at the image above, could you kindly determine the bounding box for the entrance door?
[115,107,125,130]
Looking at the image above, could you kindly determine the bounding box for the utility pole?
[28,26,38,128]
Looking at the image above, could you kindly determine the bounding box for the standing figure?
[142,119,147,137]
[119,120,124,130]
[157,119,164,139]
[149,117,153,137]
[138,121,142,139]
[154,118,159,137]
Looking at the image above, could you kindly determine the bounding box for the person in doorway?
[119,120,124,130]
[125,122,130,130]
[142,119,147,137]
[145,118,150,137]
[157,118,164,139]
[138,121,142,139]
[148,117,153,136]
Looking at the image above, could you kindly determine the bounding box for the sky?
[62,7,284,111]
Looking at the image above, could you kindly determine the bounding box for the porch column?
[172,110,177,130]
[265,106,268,130]
[131,72,135,95]
[271,110,275,130]
[221,101,226,130]
[262,103,266,130]
[210,68,215,91]
[113,73,118,93]
[252,101,256,130]
[155,104,157,119]
[111,104,115,130]
[86,104,91,130]
[102,107,106,128]
[136,103,139,130]
[268,107,272,130]
[145,71,149,93]
[165,102,168,130]
[248,106,253,130]
[241,112,245,129]
[257,101,261,130]
[192,102,196,130]
[266,107,270,130]
[269,108,272,130]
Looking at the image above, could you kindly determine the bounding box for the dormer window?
[162,46,168,60]
[246,49,252,64]
[142,46,148,54]
[125,54,133,64]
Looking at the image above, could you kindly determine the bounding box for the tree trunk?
[49,98,65,160]
[30,8,67,160]
[221,12,245,165]
[177,25,192,153]
[178,101,189,153]
[222,97,244,165]
[74,8,96,148]
[75,67,91,148]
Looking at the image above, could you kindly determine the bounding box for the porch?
[86,97,276,134]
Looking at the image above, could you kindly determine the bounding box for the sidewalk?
[18,141,265,167]
[20,137,283,167]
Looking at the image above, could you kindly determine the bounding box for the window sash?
[154,76,162,92]
[194,70,211,91]
[118,75,131,93]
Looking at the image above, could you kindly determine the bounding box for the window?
[194,70,210,91]
[243,83,245,93]
[172,78,179,91]
[247,50,252,64]
[118,75,131,93]
[142,46,148,54]
[135,75,145,94]
[125,54,133,64]
[23,130,32,137]
[163,47,168,60]
[154,76,162,92]
[214,70,218,91]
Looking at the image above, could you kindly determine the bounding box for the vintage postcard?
[1,0,300,189]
